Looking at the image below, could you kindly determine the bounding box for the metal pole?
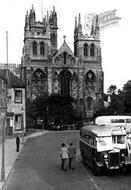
[21,120,24,144]
[6,31,8,66]
[21,109,24,144]
[1,113,5,181]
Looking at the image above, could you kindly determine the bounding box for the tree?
[107,85,117,95]
[26,94,81,129]
[26,98,38,128]
[104,81,131,115]
[122,80,131,114]
[47,94,75,125]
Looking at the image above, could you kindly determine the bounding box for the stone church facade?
[21,6,104,119]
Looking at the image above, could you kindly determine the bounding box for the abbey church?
[21,6,104,119]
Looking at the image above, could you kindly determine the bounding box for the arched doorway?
[59,70,72,96]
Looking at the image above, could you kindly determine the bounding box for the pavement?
[0,130,47,190]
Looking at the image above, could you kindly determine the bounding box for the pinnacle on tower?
[90,14,100,38]
[29,4,36,25]
[78,13,82,34]
[95,15,100,32]
[90,16,95,36]
[47,11,49,22]
[49,7,57,27]
[25,11,30,30]
[78,13,81,26]
[32,4,34,11]
[53,6,55,12]
[75,16,77,29]
[25,11,29,22]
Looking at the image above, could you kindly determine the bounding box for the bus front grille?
[108,152,120,168]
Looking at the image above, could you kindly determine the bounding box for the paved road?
[2,130,131,190]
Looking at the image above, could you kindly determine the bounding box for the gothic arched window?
[31,69,47,96]
[40,42,45,55]
[32,69,46,83]
[32,41,37,55]
[85,70,95,83]
[84,43,88,56]
[90,43,95,56]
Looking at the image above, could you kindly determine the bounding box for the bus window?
[86,135,89,143]
[112,135,125,144]
[98,137,109,147]
[93,139,97,147]
[97,136,112,151]
[111,119,125,123]
[126,119,131,123]
[90,137,94,146]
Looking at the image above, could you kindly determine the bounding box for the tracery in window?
[84,43,88,56]
[90,43,95,56]
[32,41,37,55]
[40,42,45,55]
[32,69,46,84]
[31,69,47,96]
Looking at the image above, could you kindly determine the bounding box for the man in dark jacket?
[68,142,76,170]
[16,135,20,152]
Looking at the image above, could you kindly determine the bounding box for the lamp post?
[0,77,7,182]
[21,126,24,144]
[21,107,24,144]
[1,31,9,181]
[1,111,6,181]
[1,31,8,181]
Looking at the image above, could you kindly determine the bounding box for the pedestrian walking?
[16,135,20,152]
[127,138,131,157]
[68,142,76,170]
[60,143,69,171]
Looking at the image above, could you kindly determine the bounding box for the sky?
[0,0,130,93]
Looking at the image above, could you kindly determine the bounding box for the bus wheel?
[94,162,101,176]
[124,167,130,175]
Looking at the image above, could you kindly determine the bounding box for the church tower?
[21,5,58,98]
[74,14,104,118]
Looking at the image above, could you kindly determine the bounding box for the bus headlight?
[104,153,108,159]
[121,153,124,157]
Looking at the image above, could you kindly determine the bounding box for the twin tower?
[21,5,104,119]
